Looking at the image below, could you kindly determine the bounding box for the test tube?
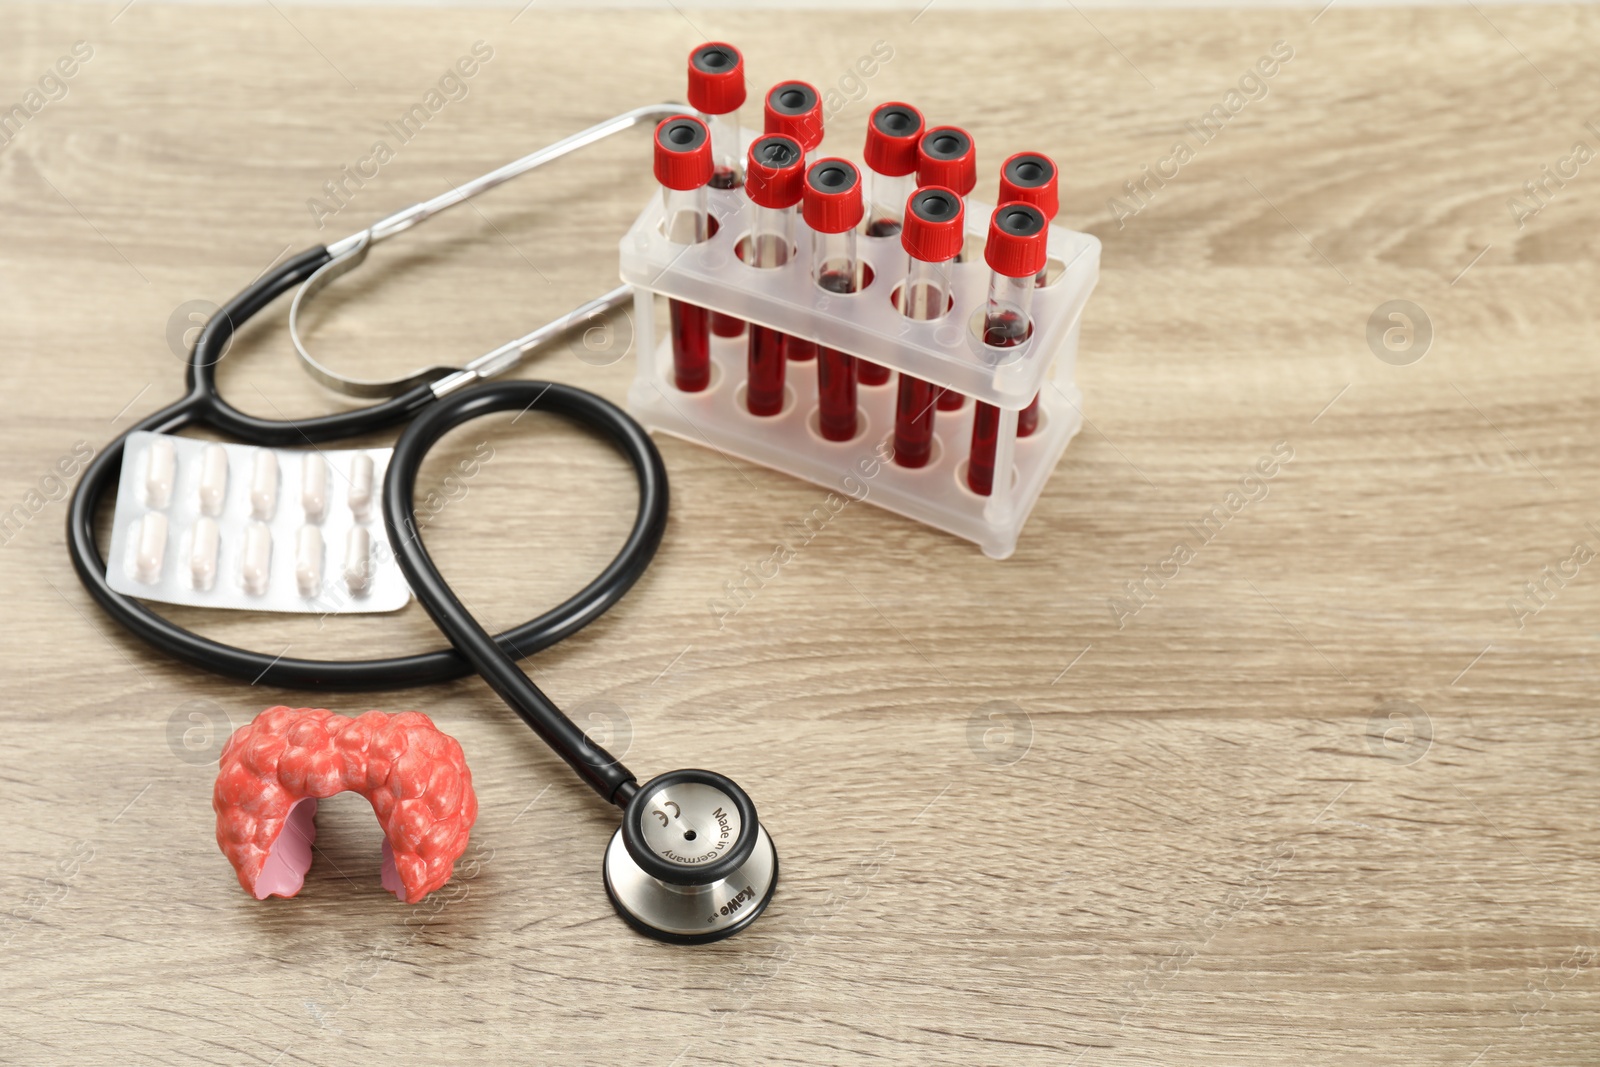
[803,158,866,442]
[862,102,924,238]
[967,202,1048,496]
[857,102,924,388]
[997,152,1061,438]
[688,42,746,189]
[916,126,977,411]
[893,187,964,468]
[653,115,714,393]
[743,134,807,417]
[688,42,749,340]
[764,82,825,364]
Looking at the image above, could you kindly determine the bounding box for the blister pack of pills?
[106,432,410,614]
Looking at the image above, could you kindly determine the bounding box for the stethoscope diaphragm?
[604,769,779,944]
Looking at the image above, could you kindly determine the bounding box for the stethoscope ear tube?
[297,104,687,401]
[381,380,670,805]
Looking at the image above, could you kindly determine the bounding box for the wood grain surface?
[3,3,1598,1064]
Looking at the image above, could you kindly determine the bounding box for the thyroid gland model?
[214,707,478,903]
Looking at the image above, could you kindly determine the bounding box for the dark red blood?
[747,324,787,415]
[670,299,711,392]
[967,402,1001,495]
[857,362,891,386]
[894,375,937,467]
[1018,392,1041,437]
[785,336,817,362]
[710,311,745,337]
[817,347,858,441]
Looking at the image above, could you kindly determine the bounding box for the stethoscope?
[65,104,778,944]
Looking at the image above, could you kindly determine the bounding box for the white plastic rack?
[620,142,1100,560]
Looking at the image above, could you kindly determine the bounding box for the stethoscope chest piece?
[604,769,778,944]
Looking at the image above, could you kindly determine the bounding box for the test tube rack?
[619,141,1100,560]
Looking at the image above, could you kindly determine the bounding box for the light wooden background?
[2,3,1598,1064]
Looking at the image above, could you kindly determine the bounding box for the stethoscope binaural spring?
[65,105,778,944]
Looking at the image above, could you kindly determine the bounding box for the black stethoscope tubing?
[66,244,665,805]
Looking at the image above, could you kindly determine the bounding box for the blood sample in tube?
[998,151,1061,437]
[669,301,711,393]
[803,158,865,442]
[967,402,1002,497]
[746,326,786,416]
[653,115,715,393]
[968,202,1048,496]
[917,125,978,410]
[895,375,938,468]
[743,134,807,416]
[688,41,749,338]
[894,187,964,468]
[764,81,825,363]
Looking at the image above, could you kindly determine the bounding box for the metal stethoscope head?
[605,770,779,943]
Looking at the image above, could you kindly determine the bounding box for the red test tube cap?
[901,187,965,263]
[863,102,924,177]
[654,116,713,190]
[803,158,863,233]
[999,151,1059,221]
[985,202,1049,278]
[746,134,806,209]
[687,42,745,115]
[764,81,824,153]
[917,126,976,197]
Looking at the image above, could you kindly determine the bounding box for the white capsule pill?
[295,525,323,598]
[344,526,371,594]
[198,443,229,516]
[241,521,272,596]
[134,511,168,583]
[348,452,374,519]
[301,454,328,523]
[249,448,278,520]
[189,517,220,591]
[145,437,176,509]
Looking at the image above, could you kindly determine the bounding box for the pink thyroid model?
[213,706,478,903]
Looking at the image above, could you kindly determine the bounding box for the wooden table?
[4,3,1597,1063]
